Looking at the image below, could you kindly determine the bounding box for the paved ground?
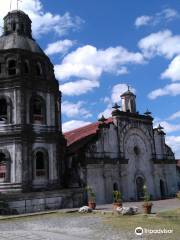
[0,198,179,240]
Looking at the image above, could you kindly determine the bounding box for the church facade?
[65,89,178,203]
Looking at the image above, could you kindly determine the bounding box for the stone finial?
[98,115,107,123]
[112,102,120,110]
[157,124,164,130]
[144,109,152,116]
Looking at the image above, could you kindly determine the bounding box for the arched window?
[0,99,7,123]
[21,23,24,33]
[31,96,46,124]
[36,62,42,76]
[8,59,16,75]
[36,152,46,177]
[33,150,48,180]
[24,60,29,74]
[0,150,10,182]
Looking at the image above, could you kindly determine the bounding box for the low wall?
[0,188,83,214]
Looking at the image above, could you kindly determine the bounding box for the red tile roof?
[177,160,180,168]
[64,117,113,146]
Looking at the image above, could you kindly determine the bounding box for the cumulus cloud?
[62,101,92,118]
[154,121,180,133]
[166,136,180,158]
[0,0,83,38]
[161,55,180,81]
[168,111,180,120]
[135,16,152,27]
[139,31,180,98]
[148,83,180,99]
[60,79,99,96]
[135,8,179,28]
[55,45,144,81]
[98,103,112,119]
[98,84,136,118]
[62,120,91,132]
[138,30,180,59]
[111,84,136,103]
[45,40,75,56]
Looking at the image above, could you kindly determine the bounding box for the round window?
[134,146,140,155]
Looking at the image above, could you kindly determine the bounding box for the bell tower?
[0,10,65,192]
[121,86,136,113]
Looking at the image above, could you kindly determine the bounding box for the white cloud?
[168,111,180,120]
[111,84,136,103]
[161,55,180,81]
[98,103,112,119]
[148,83,180,99]
[98,84,136,118]
[135,8,179,28]
[160,8,178,21]
[0,0,83,38]
[154,121,180,133]
[60,79,99,96]
[55,45,144,81]
[138,30,180,59]
[62,101,92,118]
[166,136,180,158]
[135,16,152,27]
[45,40,75,56]
[62,120,91,132]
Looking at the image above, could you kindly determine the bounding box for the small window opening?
[0,63,2,74]
[8,60,16,75]
[24,61,29,74]
[21,24,24,33]
[31,97,45,124]
[0,99,7,122]
[36,63,42,76]
[12,23,16,31]
[0,153,7,180]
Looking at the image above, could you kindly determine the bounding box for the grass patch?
[157,208,180,218]
[101,209,180,240]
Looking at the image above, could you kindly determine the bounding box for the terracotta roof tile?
[177,160,180,168]
[64,117,113,146]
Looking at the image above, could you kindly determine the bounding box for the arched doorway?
[160,180,166,199]
[136,176,145,200]
[113,182,119,191]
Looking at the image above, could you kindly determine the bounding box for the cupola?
[3,10,32,38]
[121,86,136,113]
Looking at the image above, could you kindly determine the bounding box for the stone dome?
[0,34,44,54]
[121,88,135,97]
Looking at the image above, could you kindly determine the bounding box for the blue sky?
[0,0,180,157]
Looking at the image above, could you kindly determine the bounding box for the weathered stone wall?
[2,189,83,214]
[82,114,178,203]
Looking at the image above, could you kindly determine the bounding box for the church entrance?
[136,177,145,200]
[160,180,166,199]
